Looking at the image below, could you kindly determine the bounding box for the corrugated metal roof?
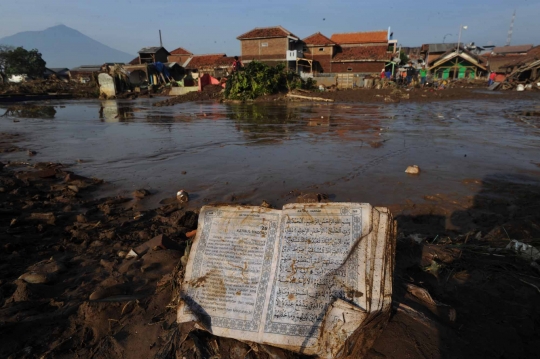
[492,44,533,54]
[427,43,458,53]
[138,47,167,54]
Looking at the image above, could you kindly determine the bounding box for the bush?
[224,61,309,100]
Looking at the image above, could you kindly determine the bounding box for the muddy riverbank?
[1,97,540,358]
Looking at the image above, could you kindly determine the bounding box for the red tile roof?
[185,54,230,69]
[129,57,140,65]
[492,44,533,54]
[303,32,336,46]
[331,46,391,62]
[237,26,298,40]
[170,47,192,55]
[331,30,388,44]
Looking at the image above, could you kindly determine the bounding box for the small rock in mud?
[19,258,66,284]
[405,165,421,174]
[133,189,151,199]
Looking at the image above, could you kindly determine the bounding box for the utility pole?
[159,30,163,47]
[506,9,516,46]
[455,25,468,79]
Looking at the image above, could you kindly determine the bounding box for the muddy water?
[1,98,540,210]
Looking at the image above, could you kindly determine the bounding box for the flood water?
[1,97,540,209]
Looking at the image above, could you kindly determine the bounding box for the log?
[286,93,334,102]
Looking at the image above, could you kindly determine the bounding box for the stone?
[176,190,189,203]
[405,165,420,174]
[133,189,151,199]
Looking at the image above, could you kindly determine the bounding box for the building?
[302,32,337,73]
[421,43,458,65]
[428,46,488,79]
[492,44,533,56]
[237,26,302,70]
[70,65,103,83]
[329,30,397,74]
[500,45,540,82]
[44,67,70,81]
[137,47,170,64]
[184,53,234,78]
[168,47,193,66]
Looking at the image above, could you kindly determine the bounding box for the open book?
[177,203,395,358]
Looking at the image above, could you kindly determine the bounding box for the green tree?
[399,50,410,65]
[0,45,14,77]
[2,47,46,78]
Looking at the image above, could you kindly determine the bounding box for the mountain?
[0,25,134,68]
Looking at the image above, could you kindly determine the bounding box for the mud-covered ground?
[1,95,540,358]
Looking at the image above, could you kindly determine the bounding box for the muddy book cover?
[177,203,396,358]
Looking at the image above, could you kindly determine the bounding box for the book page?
[261,203,373,354]
[177,205,281,342]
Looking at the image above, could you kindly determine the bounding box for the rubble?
[405,165,420,174]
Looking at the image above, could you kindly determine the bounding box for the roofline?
[236,25,296,40]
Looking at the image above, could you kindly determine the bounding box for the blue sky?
[1,0,539,56]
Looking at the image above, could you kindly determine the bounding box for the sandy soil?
[1,107,540,358]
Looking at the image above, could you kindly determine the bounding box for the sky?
[1,0,539,56]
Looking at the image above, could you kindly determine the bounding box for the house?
[70,65,103,83]
[492,44,533,56]
[184,53,234,78]
[421,43,458,65]
[500,45,540,82]
[330,30,397,74]
[428,45,488,79]
[302,32,337,73]
[137,47,170,64]
[237,26,302,70]
[168,47,193,66]
[486,44,534,82]
[44,67,70,81]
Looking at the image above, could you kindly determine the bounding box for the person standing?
[406,63,416,85]
[488,71,496,86]
[232,56,243,72]
[419,66,428,86]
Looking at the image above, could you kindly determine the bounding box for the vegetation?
[399,50,410,65]
[0,46,46,79]
[224,61,316,101]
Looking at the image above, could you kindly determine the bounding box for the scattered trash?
[405,165,420,174]
[176,190,189,203]
[506,240,540,261]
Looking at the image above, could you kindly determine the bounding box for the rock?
[133,189,151,199]
[405,165,420,174]
[261,200,272,208]
[19,272,49,284]
[64,173,90,183]
[130,234,184,258]
[297,193,329,203]
[36,168,57,179]
[28,212,56,225]
[176,190,189,203]
[117,250,128,258]
[18,259,66,284]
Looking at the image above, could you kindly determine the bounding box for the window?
[319,47,324,52]
[347,68,353,72]
[303,47,308,52]
[261,42,268,47]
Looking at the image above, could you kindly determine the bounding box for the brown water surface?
[1,97,539,209]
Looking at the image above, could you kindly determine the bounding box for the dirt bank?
[1,132,539,358]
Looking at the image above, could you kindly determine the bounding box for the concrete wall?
[331,62,384,74]
[169,86,198,96]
